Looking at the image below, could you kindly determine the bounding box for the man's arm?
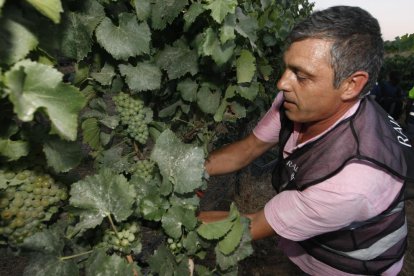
[205,133,276,176]
[198,209,275,240]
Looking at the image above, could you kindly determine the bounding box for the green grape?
[0,198,9,208]
[4,171,15,180]
[127,233,135,242]
[120,239,129,247]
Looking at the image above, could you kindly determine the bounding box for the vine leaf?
[235,8,258,45]
[119,62,162,92]
[156,41,199,80]
[23,254,79,276]
[197,219,233,240]
[236,50,256,83]
[69,169,135,234]
[4,60,86,141]
[183,2,205,30]
[86,248,139,276]
[148,245,177,275]
[81,118,101,150]
[151,0,188,30]
[204,0,237,24]
[237,82,259,101]
[61,0,105,61]
[0,18,38,65]
[218,217,243,255]
[197,84,221,114]
[96,13,151,60]
[151,129,205,194]
[91,63,115,86]
[161,205,197,239]
[133,0,151,21]
[215,219,253,270]
[43,136,82,173]
[21,228,64,255]
[201,28,235,66]
[25,0,63,23]
[140,194,170,221]
[177,78,198,102]
[61,13,93,62]
[0,138,28,161]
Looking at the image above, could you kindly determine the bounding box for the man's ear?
[340,71,369,101]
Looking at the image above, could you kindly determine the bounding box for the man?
[199,6,414,275]
[405,85,414,144]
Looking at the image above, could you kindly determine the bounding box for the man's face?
[277,38,345,124]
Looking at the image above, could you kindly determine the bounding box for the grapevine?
[0,0,314,275]
[0,168,67,245]
[113,92,152,144]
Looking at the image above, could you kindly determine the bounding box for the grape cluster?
[102,222,140,253]
[113,92,151,144]
[0,168,68,244]
[167,237,183,255]
[132,160,155,182]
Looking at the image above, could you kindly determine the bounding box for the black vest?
[272,97,414,274]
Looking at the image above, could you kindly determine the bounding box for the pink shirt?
[254,92,404,276]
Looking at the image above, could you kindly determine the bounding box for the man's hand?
[205,133,276,176]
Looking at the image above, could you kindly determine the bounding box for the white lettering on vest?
[388,115,412,147]
[286,160,298,180]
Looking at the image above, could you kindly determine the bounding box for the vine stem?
[107,214,119,235]
[126,254,139,276]
[59,250,94,261]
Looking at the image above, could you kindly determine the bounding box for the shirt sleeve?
[253,92,284,143]
[264,161,403,241]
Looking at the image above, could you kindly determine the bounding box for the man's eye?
[296,74,307,81]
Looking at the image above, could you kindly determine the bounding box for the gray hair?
[287,6,384,97]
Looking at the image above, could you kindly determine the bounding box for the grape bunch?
[167,237,183,255]
[131,159,155,182]
[102,222,141,254]
[113,92,152,144]
[0,168,68,244]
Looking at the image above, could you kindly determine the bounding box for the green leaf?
[4,60,86,141]
[0,18,38,65]
[215,217,253,270]
[162,205,197,239]
[148,245,176,275]
[82,118,101,150]
[91,63,115,86]
[222,101,246,122]
[61,13,93,61]
[119,62,162,92]
[218,217,243,255]
[235,8,258,45]
[140,194,169,221]
[151,0,188,30]
[43,137,82,173]
[69,169,135,232]
[25,0,63,23]
[197,84,221,114]
[23,254,78,276]
[177,78,198,102]
[236,50,256,83]
[21,228,64,255]
[183,2,205,30]
[236,82,259,101]
[151,129,205,194]
[133,0,151,21]
[0,138,28,161]
[95,145,132,174]
[96,13,151,60]
[156,41,198,80]
[197,218,233,240]
[204,0,237,24]
[86,249,138,276]
[201,28,235,65]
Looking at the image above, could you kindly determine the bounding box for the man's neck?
[297,100,358,144]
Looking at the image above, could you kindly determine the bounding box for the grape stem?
[107,214,119,235]
[133,142,144,159]
[126,254,139,276]
[59,250,93,261]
